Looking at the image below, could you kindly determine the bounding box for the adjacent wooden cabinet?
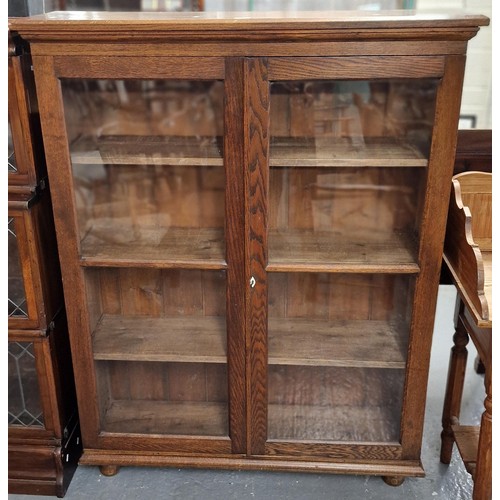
[9,10,488,485]
[8,34,81,497]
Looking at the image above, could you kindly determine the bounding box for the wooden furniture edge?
[8,11,488,43]
[443,173,491,322]
[79,449,425,477]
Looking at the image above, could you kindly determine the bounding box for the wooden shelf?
[452,424,479,476]
[268,403,400,442]
[270,137,428,168]
[269,318,406,368]
[79,224,418,272]
[80,225,226,269]
[103,400,228,436]
[92,314,405,368]
[71,135,223,166]
[101,398,399,441]
[70,135,426,168]
[268,229,419,273]
[93,315,227,362]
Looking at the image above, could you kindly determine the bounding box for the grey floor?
[9,285,484,499]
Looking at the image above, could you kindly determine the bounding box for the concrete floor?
[9,285,485,499]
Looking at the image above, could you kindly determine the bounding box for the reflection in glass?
[61,79,225,265]
[268,79,437,269]
[265,80,433,443]
[8,218,28,318]
[269,166,425,269]
[267,273,413,442]
[8,342,44,427]
[270,79,437,152]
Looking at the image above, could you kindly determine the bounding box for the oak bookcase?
[9,9,488,486]
[8,33,81,497]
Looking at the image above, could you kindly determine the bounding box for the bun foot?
[382,475,405,487]
[99,465,120,476]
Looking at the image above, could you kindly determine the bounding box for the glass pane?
[61,79,225,266]
[269,166,425,270]
[266,79,433,443]
[86,268,228,436]
[8,342,44,427]
[8,217,28,318]
[268,79,437,269]
[8,122,17,173]
[267,273,413,442]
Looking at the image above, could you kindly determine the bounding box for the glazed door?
[245,56,465,461]
[8,52,35,187]
[33,56,245,454]
[8,212,33,327]
[8,339,45,429]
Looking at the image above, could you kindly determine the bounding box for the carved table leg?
[99,465,120,477]
[473,365,492,500]
[440,303,469,464]
[382,476,405,487]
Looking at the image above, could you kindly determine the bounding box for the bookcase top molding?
[9,10,489,44]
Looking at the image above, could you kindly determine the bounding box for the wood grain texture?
[264,442,402,460]
[8,51,39,187]
[8,445,59,494]
[92,315,226,362]
[9,11,488,44]
[267,365,404,443]
[267,403,400,442]
[444,172,492,324]
[8,333,80,496]
[8,204,41,330]
[440,303,469,465]
[400,55,467,459]
[32,339,61,435]
[102,400,228,436]
[451,424,480,475]
[441,304,492,498]
[268,318,406,368]
[474,360,492,500]
[79,448,424,477]
[224,58,247,454]
[269,56,445,80]
[90,314,405,368]
[8,55,31,185]
[27,40,469,58]
[54,55,224,79]
[267,229,419,273]
[90,434,232,454]
[80,226,226,269]
[245,57,270,456]
[32,55,101,447]
[21,11,488,478]
[9,40,80,496]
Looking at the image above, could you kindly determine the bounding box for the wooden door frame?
[245,53,458,464]
[31,53,241,454]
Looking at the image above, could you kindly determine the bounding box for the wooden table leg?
[440,301,469,464]
[472,365,492,500]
